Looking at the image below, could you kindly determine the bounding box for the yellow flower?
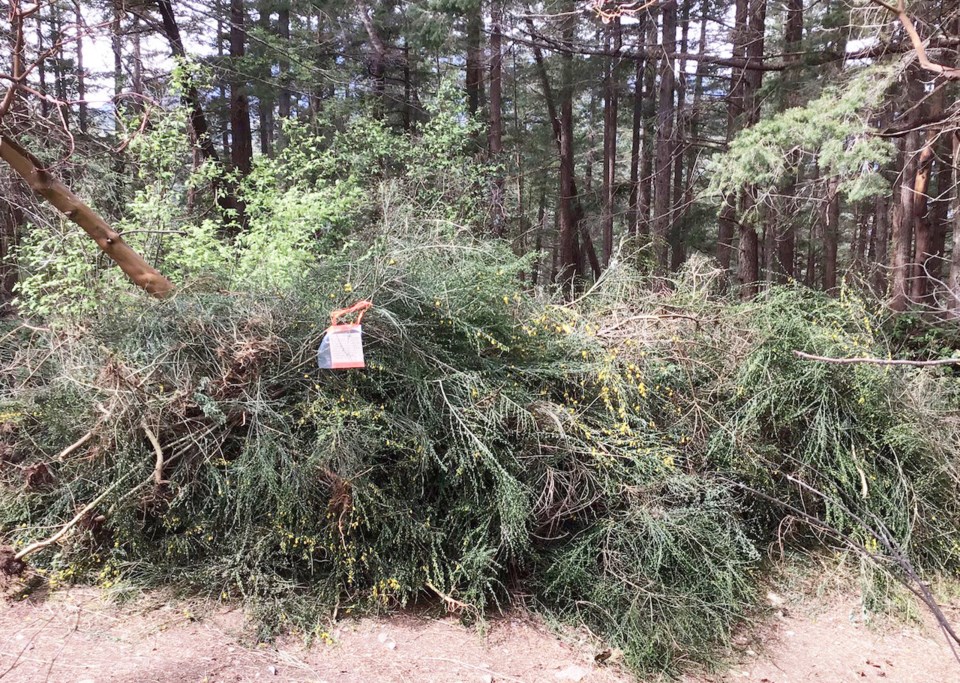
[343,283,353,292]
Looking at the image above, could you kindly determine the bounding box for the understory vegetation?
[3,104,960,677]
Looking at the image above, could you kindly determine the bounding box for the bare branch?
[793,350,960,366]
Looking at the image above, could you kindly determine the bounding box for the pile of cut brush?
[2,231,960,675]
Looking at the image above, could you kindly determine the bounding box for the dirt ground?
[0,584,957,683]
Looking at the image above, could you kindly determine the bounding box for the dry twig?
[793,350,960,366]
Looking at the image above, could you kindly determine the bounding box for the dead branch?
[142,422,168,485]
[793,350,960,366]
[867,0,960,79]
[56,406,113,461]
[12,475,130,563]
[424,581,479,619]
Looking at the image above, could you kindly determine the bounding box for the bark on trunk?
[601,18,621,266]
[890,131,919,311]
[776,0,803,280]
[636,18,657,241]
[909,88,943,302]
[466,6,484,116]
[948,132,960,315]
[870,193,889,293]
[652,1,676,272]
[156,0,220,164]
[737,0,766,298]
[626,15,646,237]
[719,0,749,273]
[278,5,291,121]
[489,0,506,237]
[229,0,253,176]
[557,2,579,288]
[74,2,88,134]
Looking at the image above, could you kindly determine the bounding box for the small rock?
[554,665,590,682]
[480,675,493,683]
[267,665,278,676]
[766,591,784,607]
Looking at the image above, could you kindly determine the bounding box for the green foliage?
[705,287,960,571]
[12,222,103,319]
[1,227,758,675]
[8,235,960,676]
[708,66,897,204]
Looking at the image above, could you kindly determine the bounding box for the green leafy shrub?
[0,226,758,674]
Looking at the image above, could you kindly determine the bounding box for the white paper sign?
[317,325,365,369]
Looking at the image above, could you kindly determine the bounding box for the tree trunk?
[74,2,88,134]
[466,5,484,116]
[132,15,143,97]
[738,0,766,298]
[681,0,708,247]
[0,198,18,314]
[870,193,890,293]
[929,139,951,286]
[36,6,49,118]
[257,3,274,157]
[652,0,676,272]
[230,0,253,176]
[626,16,646,237]
[278,5,291,122]
[112,3,123,111]
[525,14,601,280]
[890,131,919,311]
[217,5,231,154]
[669,1,690,271]
[776,0,803,279]
[489,0,506,237]
[948,131,960,315]
[719,0,749,273]
[156,0,221,164]
[910,87,943,302]
[557,1,579,289]
[0,135,173,296]
[852,204,869,271]
[601,18,620,266]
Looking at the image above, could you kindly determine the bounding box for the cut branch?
[13,475,130,562]
[866,0,960,79]
[0,134,174,296]
[143,422,168,485]
[793,350,960,366]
